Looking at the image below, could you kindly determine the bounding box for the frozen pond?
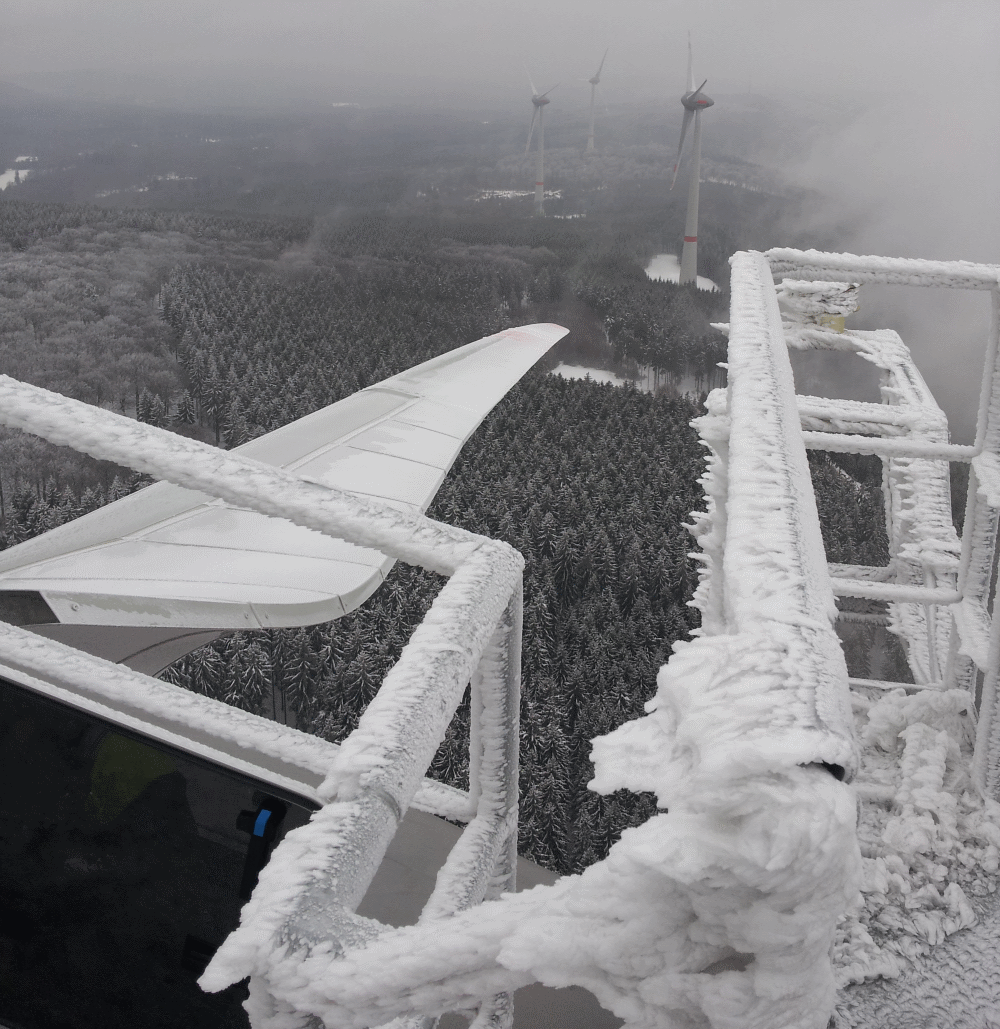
[646,253,717,292]
[0,168,31,190]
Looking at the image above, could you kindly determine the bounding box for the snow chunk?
[834,686,1000,994]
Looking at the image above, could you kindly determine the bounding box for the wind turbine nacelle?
[532,95,551,107]
[681,91,714,111]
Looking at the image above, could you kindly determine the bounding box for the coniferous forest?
[0,158,891,876]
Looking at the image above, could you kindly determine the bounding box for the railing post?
[472,582,521,1029]
[966,289,1000,793]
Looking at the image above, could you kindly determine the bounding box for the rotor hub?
[681,92,714,111]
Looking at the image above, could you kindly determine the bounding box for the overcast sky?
[4,0,998,103]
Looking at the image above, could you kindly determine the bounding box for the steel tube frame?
[701,251,858,770]
[765,248,1000,795]
[0,375,523,1029]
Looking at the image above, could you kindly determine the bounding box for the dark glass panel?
[0,677,316,1029]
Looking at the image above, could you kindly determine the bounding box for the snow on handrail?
[764,250,1000,785]
[693,251,858,774]
[767,248,1000,290]
[0,373,524,1027]
[188,253,863,1029]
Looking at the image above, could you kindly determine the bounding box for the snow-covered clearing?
[551,363,627,386]
[0,168,31,190]
[646,253,718,292]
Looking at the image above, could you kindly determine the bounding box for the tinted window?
[0,677,316,1029]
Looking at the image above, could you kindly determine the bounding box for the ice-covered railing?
[762,248,1000,798]
[9,249,996,1028]
[0,373,523,1029]
[0,260,864,1029]
[183,250,861,1029]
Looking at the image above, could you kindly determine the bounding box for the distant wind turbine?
[586,48,608,152]
[670,35,714,285]
[525,69,557,216]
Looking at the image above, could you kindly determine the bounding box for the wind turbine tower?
[586,48,608,152]
[526,71,556,215]
[670,37,714,285]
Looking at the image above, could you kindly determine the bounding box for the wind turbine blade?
[691,78,708,99]
[670,108,694,190]
[686,33,695,92]
[595,47,608,79]
[525,106,538,155]
[539,83,558,98]
[524,64,538,96]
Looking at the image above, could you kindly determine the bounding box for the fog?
[785,55,1000,441]
[3,0,998,436]
[5,1,997,109]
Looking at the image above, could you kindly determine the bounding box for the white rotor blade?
[524,64,538,97]
[670,108,694,190]
[691,78,708,100]
[0,326,569,631]
[686,33,695,92]
[539,83,558,98]
[525,106,538,155]
[595,46,608,80]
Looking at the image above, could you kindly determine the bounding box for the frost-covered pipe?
[0,620,338,790]
[956,294,1000,726]
[201,543,524,1009]
[799,431,975,460]
[722,252,857,774]
[830,579,961,604]
[0,371,530,1024]
[421,583,522,919]
[766,248,1000,291]
[770,250,1000,454]
[687,389,729,635]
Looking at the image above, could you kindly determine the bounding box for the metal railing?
[762,248,1000,795]
[0,373,523,1029]
[6,249,995,1026]
[689,251,859,775]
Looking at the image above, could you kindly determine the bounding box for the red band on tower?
[684,236,697,243]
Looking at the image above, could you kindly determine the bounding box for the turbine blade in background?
[670,108,694,190]
[595,47,608,79]
[690,78,708,101]
[686,33,695,92]
[539,83,558,98]
[525,106,538,155]
[524,64,538,97]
